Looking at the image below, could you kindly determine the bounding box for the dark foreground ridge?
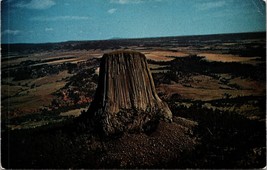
[80,50,172,135]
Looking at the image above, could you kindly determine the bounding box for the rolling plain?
[1,32,266,168]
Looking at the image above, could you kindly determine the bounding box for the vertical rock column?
[82,51,172,135]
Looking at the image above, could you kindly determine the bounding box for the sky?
[1,0,266,44]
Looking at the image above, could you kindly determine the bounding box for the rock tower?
[82,51,172,135]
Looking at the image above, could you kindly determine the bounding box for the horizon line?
[1,30,266,45]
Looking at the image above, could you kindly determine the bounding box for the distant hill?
[109,37,124,40]
[2,31,265,57]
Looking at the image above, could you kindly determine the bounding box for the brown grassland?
[1,32,266,168]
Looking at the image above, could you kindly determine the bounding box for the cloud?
[31,16,90,21]
[14,0,55,10]
[110,0,144,4]
[109,0,164,5]
[6,0,15,3]
[1,29,21,35]
[45,27,53,31]
[108,8,117,14]
[196,1,226,11]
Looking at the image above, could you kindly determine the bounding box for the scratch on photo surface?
[252,0,265,16]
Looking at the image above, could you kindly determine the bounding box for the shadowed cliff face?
[83,51,172,135]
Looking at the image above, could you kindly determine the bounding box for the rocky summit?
[82,51,172,135]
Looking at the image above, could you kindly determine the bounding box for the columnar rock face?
[83,51,172,135]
